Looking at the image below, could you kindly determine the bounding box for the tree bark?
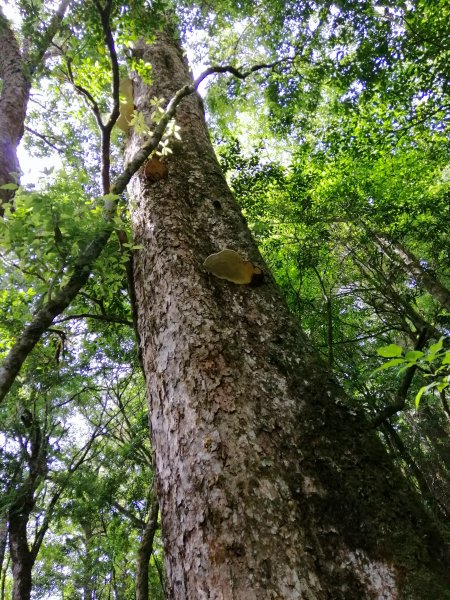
[0,1,70,213]
[8,510,33,600]
[128,32,450,599]
[0,8,30,211]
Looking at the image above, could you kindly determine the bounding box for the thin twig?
[55,312,133,326]
[92,0,120,193]
[65,57,104,129]
[24,125,64,152]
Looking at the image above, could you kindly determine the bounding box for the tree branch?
[88,2,142,372]
[111,500,146,529]
[0,57,293,403]
[375,233,450,313]
[55,312,133,326]
[24,125,64,152]
[27,0,72,74]
[65,57,104,130]
[92,0,120,194]
[31,423,101,560]
[193,56,298,87]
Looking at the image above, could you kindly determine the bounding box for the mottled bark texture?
[0,9,30,212]
[128,33,450,599]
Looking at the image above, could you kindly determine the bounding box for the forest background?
[0,0,449,598]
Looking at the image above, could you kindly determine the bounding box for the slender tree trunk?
[128,32,450,599]
[136,499,160,600]
[350,248,439,341]
[381,421,449,521]
[1,554,10,600]
[414,406,450,517]
[312,268,333,368]
[8,511,33,600]
[0,517,6,576]
[7,420,47,600]
[374,234,450,312]
[81,526,94,600]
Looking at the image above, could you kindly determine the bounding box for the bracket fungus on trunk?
[203,248,264,285]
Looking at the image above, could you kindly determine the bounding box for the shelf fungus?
[144,157,168,182]
[203,249,264,285]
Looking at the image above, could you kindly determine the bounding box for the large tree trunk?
[128,32,450,599]
[0,2,70,214]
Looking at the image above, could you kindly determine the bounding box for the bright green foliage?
[0,172,133,363]
[32,386,161,599]
[377,337,450,409]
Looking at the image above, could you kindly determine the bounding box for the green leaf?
[404,350,424,362]
[415,386,426,409]
[437,380,449,393]
[0,183,19,191]
[415,381,439,409]
[374,357,406,372]
[441,352,450,365]
[426,337,444,360]
[377,344,403,358]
